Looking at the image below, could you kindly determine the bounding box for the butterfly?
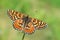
[7,9,47,34]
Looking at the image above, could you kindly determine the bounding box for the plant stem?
[22,33,25,40]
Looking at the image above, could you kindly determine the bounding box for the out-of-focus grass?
[0,0,60,40]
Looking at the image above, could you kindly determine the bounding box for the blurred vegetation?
[0,0,60,40]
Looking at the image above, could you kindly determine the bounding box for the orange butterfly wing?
[31,18,47,29]
[23,17,47,34]
[7,9,26,21]
[13,19,24,31]
[7,9,25,31]
[23,20,35,34]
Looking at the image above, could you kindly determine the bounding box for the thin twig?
[22,33,25,40]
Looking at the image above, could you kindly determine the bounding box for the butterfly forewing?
[31,18,47,29]
[7,9,26,21]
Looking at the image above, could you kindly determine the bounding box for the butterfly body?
[8,9,47,34]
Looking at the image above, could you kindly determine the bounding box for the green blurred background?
[0,0,60,40]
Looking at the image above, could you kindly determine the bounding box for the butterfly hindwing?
[13,19,24,31]
[23,19,35,34]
